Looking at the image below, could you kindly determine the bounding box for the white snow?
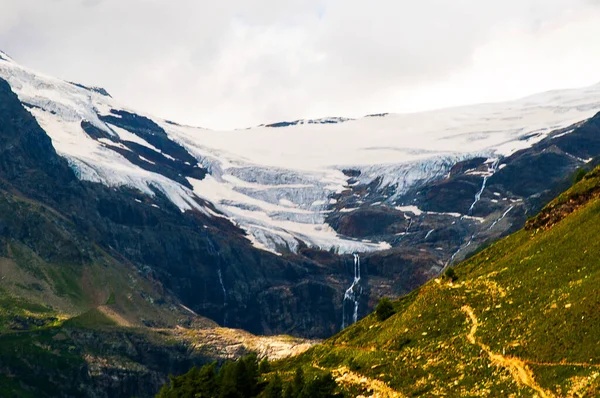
[139,156,156,165]
[2,54,600,255]
[551,129,575,140]
[396,206,423,216]
[167,87,600,171]
[0,50,14,62]
[396,205,485,223]
[187,176,390,254]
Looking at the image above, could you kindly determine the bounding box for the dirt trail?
[524,360,600,369]
[312,363,405,398]
[332,366,405,398]
[461,305,554,398]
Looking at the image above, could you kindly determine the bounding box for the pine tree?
[292,367,304,397]
[263,373,283,398]
[299,372,339,398]
[259,358,271,374]
[283,383,295,398]
[218,361,241,398]
[235,353,259,396]
[194,362,218,397]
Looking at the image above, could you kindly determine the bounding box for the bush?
[444,267,457,282]
[574,168,587,185]
[375,297,395,322]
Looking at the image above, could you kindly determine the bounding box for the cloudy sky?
[1,0,600,129]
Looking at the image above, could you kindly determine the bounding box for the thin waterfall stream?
[342,253,362,329]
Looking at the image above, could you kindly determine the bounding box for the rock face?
[1,51,600,344]
[327,117,600,278]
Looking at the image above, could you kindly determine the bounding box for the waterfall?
[405,218,413,233]
[217,268,227,325]
[218,268,227,301]
[444,233,475,271]
[488,206,514,231]
[206,237,228,326]
[342,253,362,329]
[469,159,500,214]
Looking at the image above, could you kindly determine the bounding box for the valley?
[0,48,599,396]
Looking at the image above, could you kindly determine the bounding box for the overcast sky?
[1,0,600,129]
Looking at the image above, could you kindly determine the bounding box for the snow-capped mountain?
[2,50,600,335]
[2,51,599,257]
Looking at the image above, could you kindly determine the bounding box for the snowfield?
[2,53,600,254]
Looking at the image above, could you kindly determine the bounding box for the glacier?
[2,53,600,255]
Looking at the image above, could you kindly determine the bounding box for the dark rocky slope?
[327,115,600,285]
[0,77,365,338]
[3,74,600,339]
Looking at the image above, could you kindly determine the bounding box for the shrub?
[574,168,587,185]
[444,267,457,282]
[375,297,395,322]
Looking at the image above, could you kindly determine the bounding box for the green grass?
[62,308,117,329]
[0,294,59,332]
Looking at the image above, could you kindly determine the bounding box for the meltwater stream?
[468,159,500,214]
[217,268,228,326]
[342,254,362,329]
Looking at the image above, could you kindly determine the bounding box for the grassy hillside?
[276,167,600,397]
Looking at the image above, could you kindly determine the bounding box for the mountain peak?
[259,116,353,128]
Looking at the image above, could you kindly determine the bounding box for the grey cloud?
[1,0,599,129]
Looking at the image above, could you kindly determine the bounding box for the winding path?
[461,305,554,398]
